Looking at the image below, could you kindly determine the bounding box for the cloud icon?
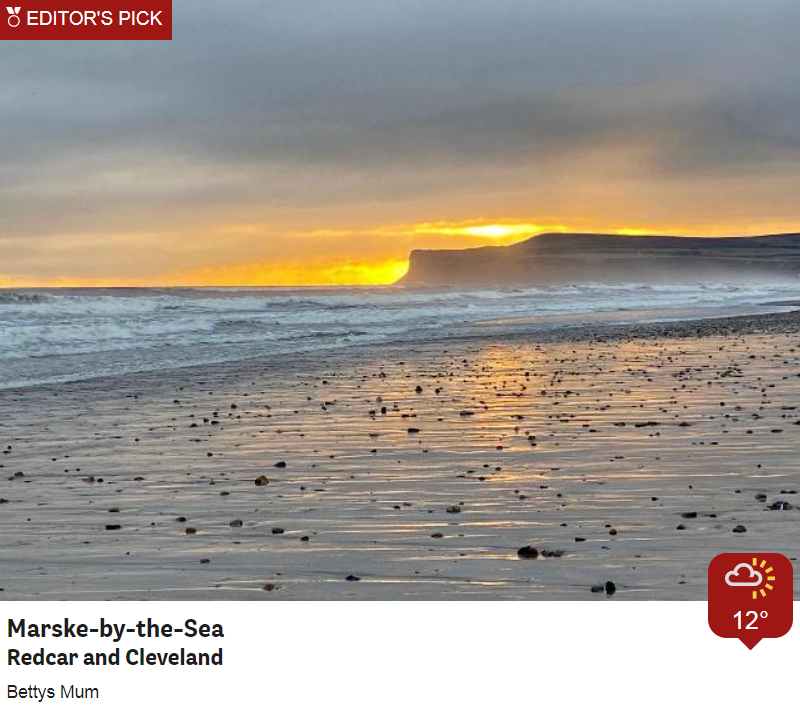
[725,563,763,587]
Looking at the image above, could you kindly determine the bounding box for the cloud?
[725,563,763,587]
[3,0,800,282]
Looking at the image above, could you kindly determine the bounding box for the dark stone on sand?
[768,501,793,510]
[608,528,617,536]
[274,461,287,468]
[263,583,279,592]
[229,519,244,528]
[575,537,586,542]
[271,527,285,534]
[755,493,768,502]
[407,427,421,434]
[541,549,565,558]
[431,532,444,539]
[732,525,747,533]
[185,527,197,534]
[200,558,211,564]
[105,524,121,531]
[517,546,539,559]
[681,512,698,519]
[605,581,616,596]
[255,475,269,486]
[676,524,686,530]
[446,505,461,514]
[300,535,310,542]
[345,575,361,582]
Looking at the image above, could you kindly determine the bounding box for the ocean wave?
[3,281,800,389]
[0,291,53,305]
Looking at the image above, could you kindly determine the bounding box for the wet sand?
[2,312,800,600]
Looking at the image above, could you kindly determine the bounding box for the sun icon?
[751,558,776,600]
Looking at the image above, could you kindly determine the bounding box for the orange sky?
[4,2,800,288]
[5,217,799,288]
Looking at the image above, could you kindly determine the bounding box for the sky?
[2,0,800,286]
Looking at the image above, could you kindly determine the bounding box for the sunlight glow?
[8,217,792,288]
[408,220,568,241]
[165,258,410,287]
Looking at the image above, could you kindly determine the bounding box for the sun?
[751,558,776,599]
[407,220,569,242]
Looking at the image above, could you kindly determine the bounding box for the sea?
[2,282,799,390]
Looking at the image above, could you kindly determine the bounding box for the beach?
[2,309,800,601]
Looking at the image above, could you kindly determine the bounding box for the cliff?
[397,232,800,286]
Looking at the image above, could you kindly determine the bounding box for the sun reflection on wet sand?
[1,331,800,600]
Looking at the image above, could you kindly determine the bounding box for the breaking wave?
[2,281,799,389]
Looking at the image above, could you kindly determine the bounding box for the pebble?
[517,546,539,559]
[768,501,792,510]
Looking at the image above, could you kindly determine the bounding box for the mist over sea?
[2,282,799,390]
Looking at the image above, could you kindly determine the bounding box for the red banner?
[708,553,793,649]
[1,1,172,40]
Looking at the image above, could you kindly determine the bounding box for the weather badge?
[709,553,793,649]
